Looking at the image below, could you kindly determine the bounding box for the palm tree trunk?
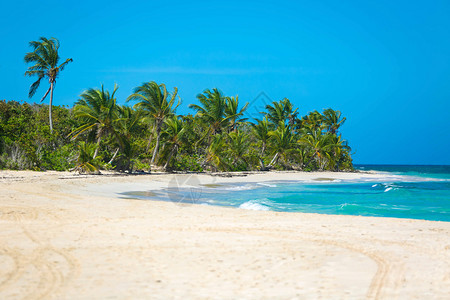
[49,82,54,133]
[93,135,101,159]
[259,143,266,170]
[164,146,177,171]
[108,148,120,164]
[268,152,279,167]
[151,122,162,165]
[145,130,153,152]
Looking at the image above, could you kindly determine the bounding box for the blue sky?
[1,0,449,164]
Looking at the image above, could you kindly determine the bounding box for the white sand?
[0,170,449,299]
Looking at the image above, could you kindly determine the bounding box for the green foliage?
[172,154,204,172]
[0,100,76,170]
[2,75,354,173]
[73,142,104,173]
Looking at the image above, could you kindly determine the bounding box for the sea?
[121,165,450,222]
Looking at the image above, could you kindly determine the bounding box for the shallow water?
[121,165,450,222]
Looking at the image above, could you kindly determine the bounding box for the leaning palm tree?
[127,81,180,165]
[71,85,120,158]
[24,37,73,132]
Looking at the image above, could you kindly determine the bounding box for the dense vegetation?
[0,91,353,173]
[0,37,354,173]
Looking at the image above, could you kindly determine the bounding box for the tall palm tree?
[24,37,73,132]
[127,81,180,165]
[71,85,120,158]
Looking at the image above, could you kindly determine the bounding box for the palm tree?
[327,134,351,171]
[161,116,186,171]
[225,96,249,132]
[127,81,180,165]
[300,110,325,132]
[111,106,142,170]
[73,141,103,174]
[204,134,228,171]
[227,130,250,169]
[299,129,334,170]
[24,37,73,132]
[252,117,271,170]
[262,98,298,128]
[71,85,120,158]
[189,88,230,137]
[322,108,346,134]
[268,123,296,168]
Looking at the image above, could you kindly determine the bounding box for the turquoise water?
[121,165,450,222]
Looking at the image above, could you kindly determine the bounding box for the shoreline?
[1,170,449,298]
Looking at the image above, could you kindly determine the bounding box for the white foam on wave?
[223,184,256,191]
[239,200,270,211]
[384,187,393,192]
[257,182,277,187]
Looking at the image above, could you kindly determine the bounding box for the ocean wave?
[239,200,270,211]
[223,184,257,191]
[257,182,277,187]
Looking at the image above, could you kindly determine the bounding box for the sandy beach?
[0,170,449,299]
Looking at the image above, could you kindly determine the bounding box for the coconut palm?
[73,141,103,174]
[252,117,271,170]
[262,98,298,128]
[227,130,250,169]
[160,116,186,171]
[24,37,73,132]
[225,96,249,132]
[127,81,180,165]
[110,106,142,170]
[268,123,296,168]
[71,85,120,158]
[327,134,351,171]
[322,108,346,134]
[300,110,325,132]
[299,129,334,170]
[189,88,230,137]
[204,134,228,171]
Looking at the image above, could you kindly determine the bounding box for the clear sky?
[1,0,449,165]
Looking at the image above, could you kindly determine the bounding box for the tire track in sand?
[0,205,80,299]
